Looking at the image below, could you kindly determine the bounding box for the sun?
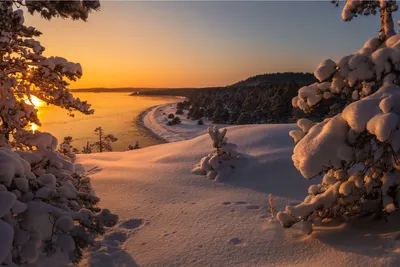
[25,95,44,107]
[30,123,39,132]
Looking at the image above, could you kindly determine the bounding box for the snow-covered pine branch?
[278,1,400,232]
[332,0,398,41]
[192,126,240,181]
[0,1,95,148]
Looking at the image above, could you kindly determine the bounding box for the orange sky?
[24,2,317,89]
[23,1,384,89]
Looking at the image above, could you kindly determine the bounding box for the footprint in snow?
[119,218,145,230]
[246,205,260,210]
[229,237,247,247]
[223,201,260,210]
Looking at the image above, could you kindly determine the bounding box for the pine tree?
[278,0,400,231]
[93,127,118,153]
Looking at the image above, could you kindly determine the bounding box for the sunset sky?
[24,1,400,89]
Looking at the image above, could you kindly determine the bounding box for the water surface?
[33,93,179,151]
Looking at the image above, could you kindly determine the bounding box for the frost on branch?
[192,126,240,181]
[279,1,400,232]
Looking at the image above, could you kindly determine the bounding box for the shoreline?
[135,104,169,145]
[135,97,182,145]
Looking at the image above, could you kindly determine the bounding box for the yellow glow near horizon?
[23,2,313,90]
[26,95,44,108]
[31,96,44,107]
[23,96,43,132]
[30,123,39,132]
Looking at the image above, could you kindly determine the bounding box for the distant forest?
[140,72,348,124]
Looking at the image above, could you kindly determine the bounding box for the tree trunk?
[380,8,396,41]
[99,131,103,153]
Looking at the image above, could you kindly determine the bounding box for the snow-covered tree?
[278,0,400,231]
[192,126,240,181]
[0,1,119,266]
[0,1,98,148]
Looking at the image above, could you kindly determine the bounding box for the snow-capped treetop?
[333,0,398,40]
[292,34,400,114]
[0,1,97,148]
[208,126,227,155]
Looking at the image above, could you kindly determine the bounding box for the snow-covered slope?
[77,124,400,267]
[142,103,227,142]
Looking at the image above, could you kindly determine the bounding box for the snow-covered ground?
[142,103,228,142]
[77,123,400,267]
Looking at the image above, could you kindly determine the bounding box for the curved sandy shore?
[138,100,229,143]
[135,104,171,144]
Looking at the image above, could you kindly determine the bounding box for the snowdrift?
[77,124,400,266]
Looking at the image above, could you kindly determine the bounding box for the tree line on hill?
[170,72,349,125]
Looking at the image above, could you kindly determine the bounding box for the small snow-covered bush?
[172,117,181,124]
[192,126,240,181]
[278,1,400,232]
[166,116,181,126]
[58,136,77,163]
[127,141,140,150]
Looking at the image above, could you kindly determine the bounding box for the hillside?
[230,72,317,88]
[76,124,400,267]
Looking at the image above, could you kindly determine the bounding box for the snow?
[142,103,228,142]
[77,122,400,267]
[0,220,14,265]
[292,115,349,179]
[314,59,336,82]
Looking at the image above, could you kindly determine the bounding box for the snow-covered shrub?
[127,141,140,150]
[0,1,118,265]
[82,141,93,154]
[192,126,240,181]
[58,136,78,163]
[167,116,181,126]
[278,1,400,232]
